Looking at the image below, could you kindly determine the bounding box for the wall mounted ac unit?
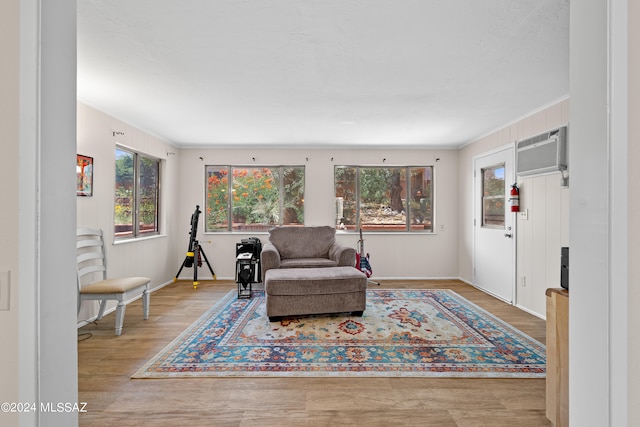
[516,126,567,176]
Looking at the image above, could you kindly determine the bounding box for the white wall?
[9,1,79,426]
[628,1,640,422]
[38,3,79,425]
[457,98,569,317]
[611,1,632,423]
[569,1,611,425]
[0,1,21,420]
[176,147,459,280]
[76,102,182,321]
[569,0,640,425]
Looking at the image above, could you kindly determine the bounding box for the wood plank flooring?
[78,279,550,426]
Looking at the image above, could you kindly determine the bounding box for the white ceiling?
[77,0,570,149]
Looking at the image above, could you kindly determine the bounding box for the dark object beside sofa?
[260,226,367,320]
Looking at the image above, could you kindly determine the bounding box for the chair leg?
[115,301,126,336]
[142,289,150,320]
[96,299,108,320]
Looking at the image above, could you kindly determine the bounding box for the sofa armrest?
[329,242,356,267]
[260,242,281,282]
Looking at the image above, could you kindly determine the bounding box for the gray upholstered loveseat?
[260,225,356,282]
[260,226,367,321]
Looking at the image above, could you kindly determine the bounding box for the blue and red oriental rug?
[133,289,545,378]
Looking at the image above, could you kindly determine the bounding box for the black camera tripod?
[174,205,216,289]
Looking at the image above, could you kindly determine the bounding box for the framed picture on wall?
[77,154,93,196]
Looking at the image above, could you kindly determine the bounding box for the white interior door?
[473,147,515,303]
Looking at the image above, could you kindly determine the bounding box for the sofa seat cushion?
[265,266,367,296]
[280,258,338,269]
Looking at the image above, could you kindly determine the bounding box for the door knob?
[504,233,512,238]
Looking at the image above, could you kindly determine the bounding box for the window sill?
[336,230,436,235]
[113,234,167,245]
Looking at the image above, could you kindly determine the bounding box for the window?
[114,147,160,239]
[205,166,305,232]
[481,164,505,228]
[335,166,433,232]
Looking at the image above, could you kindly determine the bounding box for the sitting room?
[2,1,639,427]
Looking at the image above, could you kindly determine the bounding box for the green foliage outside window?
[205,166,304,232]
[115,150,134,234]
[139,157,159,228]
[115,148,160,238]
[335,165,433,232]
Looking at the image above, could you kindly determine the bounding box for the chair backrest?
[77,227,108,291]
[268,226,336,260]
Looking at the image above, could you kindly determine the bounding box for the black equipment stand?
[235,237,262,299]
[174,205,216,289]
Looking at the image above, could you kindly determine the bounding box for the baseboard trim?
[176,275,226,281]
[515,304,545,320]
[456,277,473,285]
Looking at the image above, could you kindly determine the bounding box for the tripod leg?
[193,243,199,289]
[174,259,187,282]
[199,245,216,280]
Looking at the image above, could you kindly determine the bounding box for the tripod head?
[185,205,201,261]
[189,205,201,240]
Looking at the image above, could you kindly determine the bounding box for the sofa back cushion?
[268,226,336,260]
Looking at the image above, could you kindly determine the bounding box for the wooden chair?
[77,227,150,335]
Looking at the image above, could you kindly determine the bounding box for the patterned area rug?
[133,289,545,378]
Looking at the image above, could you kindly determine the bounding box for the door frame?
[471,143,517,304]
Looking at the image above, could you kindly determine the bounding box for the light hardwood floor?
[78,279,550,426]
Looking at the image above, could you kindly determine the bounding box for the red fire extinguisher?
[509,183,520,213]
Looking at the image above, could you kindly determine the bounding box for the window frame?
[480,163,506,229]
[334,164,434,233]
[114,146,161,240]
[204,165,305,232]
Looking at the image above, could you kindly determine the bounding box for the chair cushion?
[265,266,367,296]
[280,258,338,269]
[80,277,150,294]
